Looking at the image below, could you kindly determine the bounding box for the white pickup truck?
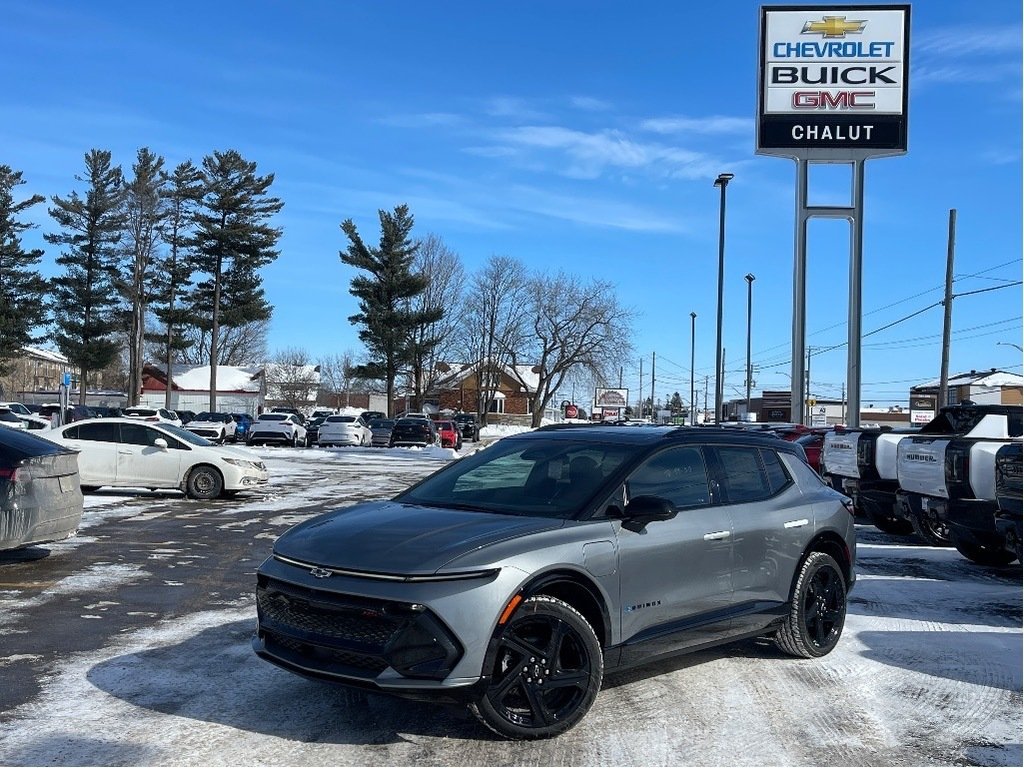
[995,442,1022,563]
[821,427,920,534]
[895,404,1022,555]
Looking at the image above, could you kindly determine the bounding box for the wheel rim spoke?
[547,669,589,691]
[545,619,569,659]
[491,664,525,700]
[522,683,555,726]
[502,635,547,661]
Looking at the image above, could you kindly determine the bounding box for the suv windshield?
[397,437,635,519]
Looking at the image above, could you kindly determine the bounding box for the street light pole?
[690,312,696,426]
[744,273,755,418]
[713,172,734,424]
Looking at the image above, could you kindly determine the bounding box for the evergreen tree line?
[339,204,636,427]
[0,148,282,410]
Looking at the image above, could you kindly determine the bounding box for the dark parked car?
[38,403,94,424]
[369,418,396,447]
[254,424,856,739]
[995,442,1022,562]
[453,412,480,441]
[175,410,197,425]
[389,417,439,448]
[0,427,83,551]
[360,410,386,423]
[305,416,327,447]
[231,414,254,442]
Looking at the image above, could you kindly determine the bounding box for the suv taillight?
[944,444,971,496]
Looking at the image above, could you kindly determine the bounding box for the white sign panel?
[758,4,910,158]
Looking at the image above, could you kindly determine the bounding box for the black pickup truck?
[895,404,1022,555]
[821,427,920,534]
[994,441,1022,563]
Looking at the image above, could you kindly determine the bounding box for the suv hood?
[273,501,564,574]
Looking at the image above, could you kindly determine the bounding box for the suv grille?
[255,577,463,681]
[257,585,402,648]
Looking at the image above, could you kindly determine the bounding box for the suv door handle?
[117,449,133,455]
[703,530,731,541]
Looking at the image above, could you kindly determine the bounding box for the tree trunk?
[209,250,222,413]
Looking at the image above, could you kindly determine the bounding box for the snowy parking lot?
[0,442,1021,766]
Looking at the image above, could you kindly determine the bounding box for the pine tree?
[150,160,203,409]
[0,166,48,381]
[121,147,167,406]
[45,150,125,403]
[340,204,433,416]
[191,150,283,412]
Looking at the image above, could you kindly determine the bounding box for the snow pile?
[479,424,535,440]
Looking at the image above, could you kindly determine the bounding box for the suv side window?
[760,448,792,494]
[711,446,772,504]
[75,422,119,442]
[626,446,710,509]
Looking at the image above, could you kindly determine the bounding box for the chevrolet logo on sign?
[802,16,867,38]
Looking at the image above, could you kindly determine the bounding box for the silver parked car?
[253,425,856,739]
[368,418,396,447]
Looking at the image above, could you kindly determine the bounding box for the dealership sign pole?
[757,4,909,427]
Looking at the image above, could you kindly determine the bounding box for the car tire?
[185,465,224,501]
[469,595,603,740]
[866,507,914,536]
[910,509,952,547]
[290,434,298,448]
[775,551,847,659]
[951,531,1017,566]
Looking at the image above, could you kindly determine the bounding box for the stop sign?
[565,404,578,419]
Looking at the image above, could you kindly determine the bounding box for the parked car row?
[821,403,1022,565]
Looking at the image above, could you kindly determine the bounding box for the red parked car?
[795,428,832,474]
[435,420,462,450]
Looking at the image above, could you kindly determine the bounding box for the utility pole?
[618,366,622,388]
[650,351,656,422]
[721,346,726,421]
[638,357,644,417]
[938,209,957,408]
[704,375,709,423]
[841,381,846,425]
[805,346,812,426]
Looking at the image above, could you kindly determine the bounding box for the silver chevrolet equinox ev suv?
[254,425,856,739]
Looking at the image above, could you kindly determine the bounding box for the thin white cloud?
[569,96,612,111]
[376,112,466,128]
[482,96,549,121]
[640,116,752,135]
[491,125,720,180]
[915,26,1022,57]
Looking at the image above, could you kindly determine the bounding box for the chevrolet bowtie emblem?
[802,16,867,38]
[309,566,332,579]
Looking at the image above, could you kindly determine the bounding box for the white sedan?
[45,418,268,499]
[317,415,372,447]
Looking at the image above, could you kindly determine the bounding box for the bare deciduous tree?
[459,255,528,425]
[511,272,635,427]
[266,346,319,411]
[319,350,370,408]
[177,319,269,366]
[407,234,464,410]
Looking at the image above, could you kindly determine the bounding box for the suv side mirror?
[153,438,168,450]
[621,495,677,533]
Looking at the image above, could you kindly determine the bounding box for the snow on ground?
[0,447,1020,765]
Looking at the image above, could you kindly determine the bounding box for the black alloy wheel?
[910,509,952,547]
[775,551,847,658]
[471,596,602,740]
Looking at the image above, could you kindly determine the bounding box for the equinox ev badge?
[309,567,332,579]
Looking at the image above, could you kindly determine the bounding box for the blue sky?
[4,1,1021,408]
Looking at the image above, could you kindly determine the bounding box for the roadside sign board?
[758,4,910,159]
[63,372,72,387]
